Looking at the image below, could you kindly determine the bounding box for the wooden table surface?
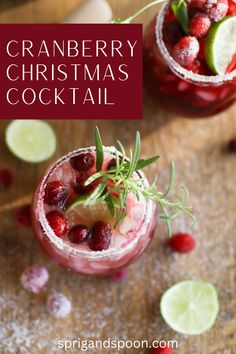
[1,1,236,353]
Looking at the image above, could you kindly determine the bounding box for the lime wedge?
[205,16,236,75]
[6,120,56,163]
[160,280,219,335]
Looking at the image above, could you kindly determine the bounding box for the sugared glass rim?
[155,0,236,84]
[36,146,156,260]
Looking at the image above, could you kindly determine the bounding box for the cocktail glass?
[32,147,156,276]
[143,0,236,118]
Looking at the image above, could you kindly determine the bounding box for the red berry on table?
[15,204,32,227]
[68,224,89,244]
[70,153,95,171]
[203,0,228,21]
[228,138,236,152]
[20,265,49,293]
[46,210,68,237]
[0,168,13,188]
[110,268,129,282]
[89,221,112,251]
[44,180,69,207]
[189,13,211,37]
[169,233,196,253]
[173,36,200,67]
[150,346,173,354]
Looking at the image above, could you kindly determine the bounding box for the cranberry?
[15,205,32,227]
[173,36,200,67]
[70,153,95,171]
[110,268,129,282]
[74,172,99,195]
[228,138,236,152]
[0,168,13,188]
[20,265,49,293]
[203,0,228,21]
[68,224,89,243]
[89,221,112,251]
[46,210,68,237]
[169,233,196,253]
[189,13,211,37]
[44,181,69,207]
[47,292,71,318]
[150,346,173,354]
[107,158,117,170]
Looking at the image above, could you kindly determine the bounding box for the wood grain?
[1,1,236,353]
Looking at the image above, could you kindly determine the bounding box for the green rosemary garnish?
[67,127,196,236]
[111,0,165,24]
[94,126,103,171]
[171,0,189,34]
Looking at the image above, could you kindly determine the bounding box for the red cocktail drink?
[144,0,236,117]
[32,147,156,275]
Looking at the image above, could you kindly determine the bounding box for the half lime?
[205,16,236,75]
[160,280,219,335]
[6,120,57,163]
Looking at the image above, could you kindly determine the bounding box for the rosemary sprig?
[94,126,103,171]
[67,127,196,236]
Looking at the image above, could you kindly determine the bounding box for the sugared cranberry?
[74,172,99,195]
[44,181,69,207]
[150,346,173,354]
[46,210,68,237]
[203,0,228,21]
[20,265,49,293]
[0,168,13,188]
[70,153,95,171]
[173,36,200,67]
[89,221,112,251]
[189,13,211,37]
[68,224,89,244]
[169,233,196,253]
[47,292,71,318]
[15,205,32,227]
[228,138,236,152]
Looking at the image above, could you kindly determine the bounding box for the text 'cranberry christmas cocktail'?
[32,127,194,276]
[143,0,236,117]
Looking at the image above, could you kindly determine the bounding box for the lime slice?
[160,280,219,335]
[6,120,56,163]
[67,201,112,226]
[205,16,236,75]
